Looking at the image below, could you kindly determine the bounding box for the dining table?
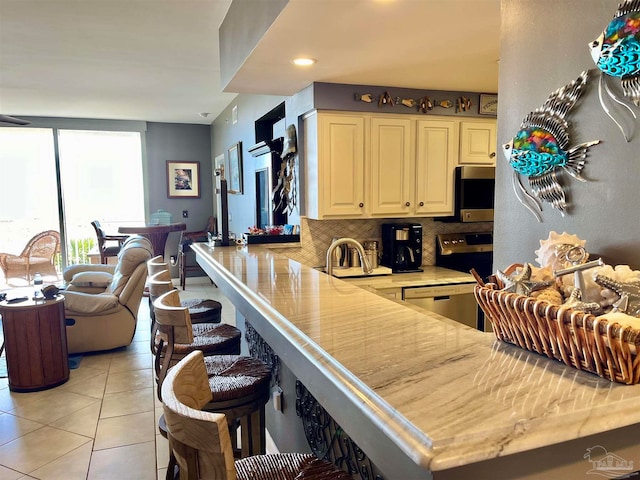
[118,223,186,257]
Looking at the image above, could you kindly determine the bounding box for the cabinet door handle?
[359,202,364,208]
[419,201,424,207]
[489,152,496,158]
[405,202,411,207]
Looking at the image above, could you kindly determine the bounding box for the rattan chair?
[91,220,128,264]
[162,350,352,480]
[0,230,60,284]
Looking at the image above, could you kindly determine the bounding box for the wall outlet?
[272,387,283,412]
[182,210,188,218]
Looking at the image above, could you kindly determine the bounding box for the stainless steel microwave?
[439,166,495,223]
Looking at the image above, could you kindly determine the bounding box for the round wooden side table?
[0,293,69,392]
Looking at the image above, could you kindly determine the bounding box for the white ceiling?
[0,0,500,126]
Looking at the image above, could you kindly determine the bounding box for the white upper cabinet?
[369,116,414,217]
[304,112,367,219]
[459,119,497,165]
[303,110,490,220]
[415,119,457,216]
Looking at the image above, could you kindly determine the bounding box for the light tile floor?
[0,277,249,480]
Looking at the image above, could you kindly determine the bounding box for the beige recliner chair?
[62,235,153,354]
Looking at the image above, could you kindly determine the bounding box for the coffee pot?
[380,223,423,273]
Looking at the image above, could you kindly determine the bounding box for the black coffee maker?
[380,223,423,273]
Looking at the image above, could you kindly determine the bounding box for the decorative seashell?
[531,286,564,305]
[594,264,640,311]
[596,311,640,331]
[534,231,587,269]
[530,265,554,282]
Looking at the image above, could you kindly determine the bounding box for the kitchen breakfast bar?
[192,243,640,479]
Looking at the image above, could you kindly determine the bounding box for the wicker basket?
[474,264,640,384]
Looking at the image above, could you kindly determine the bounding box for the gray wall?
[145,122,213,273]
[495,0,640,270]
[210,93,300,236]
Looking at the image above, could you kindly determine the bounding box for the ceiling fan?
[0,114,31,125]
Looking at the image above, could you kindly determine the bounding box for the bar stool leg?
[240,405,266,458]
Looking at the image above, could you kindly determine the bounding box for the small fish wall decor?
[396,97,416,108]
[456,96,472,112]
[433,99,453,108]
[378,91,394,107]
[418,97,433,113]
[590,0,640,141]
[354,93,375,103]
[502,71,601,222]
[353,91,469,115]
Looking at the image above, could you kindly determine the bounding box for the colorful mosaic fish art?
[590,0,640,141]
[502,71,601,222]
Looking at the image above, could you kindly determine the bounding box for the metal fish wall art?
[590,0,640,141]
[502,71,601,222]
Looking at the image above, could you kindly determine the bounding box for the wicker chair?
[0,230,60,284]
[162,350,352,480]
[91,220,128,264]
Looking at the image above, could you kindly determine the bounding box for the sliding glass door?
[58,129,144,265]
[0,126,144,286]
[0,128,60,285]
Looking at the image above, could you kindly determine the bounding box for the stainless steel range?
[435,232,493,281]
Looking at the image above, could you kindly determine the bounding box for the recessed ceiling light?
[291,57,316,67]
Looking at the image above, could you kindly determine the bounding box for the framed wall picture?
[166,161,200,198]
[228,142,243,194]
[479,94,498,116]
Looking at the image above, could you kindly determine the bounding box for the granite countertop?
[192,243,640,475]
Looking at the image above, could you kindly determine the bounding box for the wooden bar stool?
[147,257,222,324]
[162,350,352,480]
[154,289,272,459]
[147,269,239,360]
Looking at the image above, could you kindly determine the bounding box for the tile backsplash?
[269,217,493,268]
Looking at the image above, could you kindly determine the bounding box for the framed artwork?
[166,161,200,198]
[479,94,498,116]
[228,142,243,194]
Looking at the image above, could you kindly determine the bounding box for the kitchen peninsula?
[192,243,640,479]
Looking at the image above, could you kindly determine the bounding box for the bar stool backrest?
[161,350,236,480]
[147,255,169,277]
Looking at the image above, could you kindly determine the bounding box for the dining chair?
[161,350,352,480]
[177,216,217,290]
[91,220,128,264]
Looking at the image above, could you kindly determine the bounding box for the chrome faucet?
[326,238,373,276]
